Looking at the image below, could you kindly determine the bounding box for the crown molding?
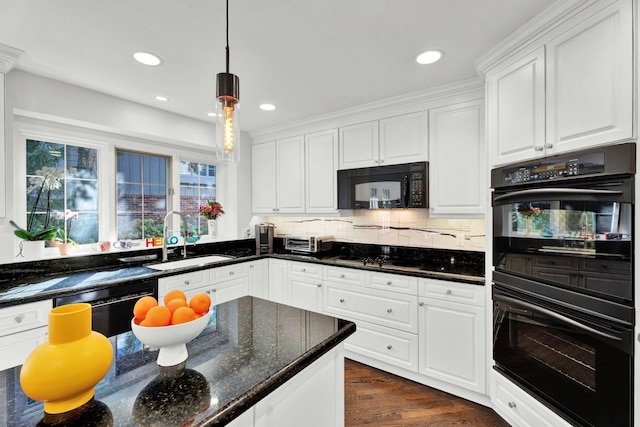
[474,0,599,75]
[249,77,484,143]
[0,43,23,74]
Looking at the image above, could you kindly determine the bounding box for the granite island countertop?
[0,296,356,426]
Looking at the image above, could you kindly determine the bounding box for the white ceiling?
[0,0,555,134]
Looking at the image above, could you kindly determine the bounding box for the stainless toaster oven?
[284,236,334,253]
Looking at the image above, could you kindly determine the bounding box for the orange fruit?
[164,289,187,305]
[143,305,172,326]
[171,306,197,325]
[189,293,211,315]
[166,297,188,313]
[133,296,158,321]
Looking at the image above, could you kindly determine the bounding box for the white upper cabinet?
[305,129,338,213]
[429,99,485,216]
[251,136,305,214]
[485,0,632,167]
[545,0,632,151]
[0,73,5,218]
[339,112,427,169]
[339,121,379,169]
[379,112,428,165]
[487,48,546,166]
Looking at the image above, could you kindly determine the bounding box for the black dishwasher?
[54,278,158,337]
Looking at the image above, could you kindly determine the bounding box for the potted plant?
[10,167,66,259]
[199,201,224,238]
[55,210,79,255]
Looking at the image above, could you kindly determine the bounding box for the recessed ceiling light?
[133,51,163,66]
[416,50,444,65]
[259,104,276,111]
[155,95,169,102]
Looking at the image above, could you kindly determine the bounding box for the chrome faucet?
[162,210,188,262]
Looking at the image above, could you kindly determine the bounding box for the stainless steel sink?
[146,255,233,271]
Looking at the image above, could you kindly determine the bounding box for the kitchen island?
[0,296,356,426]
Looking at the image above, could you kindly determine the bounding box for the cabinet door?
[418,297,486,394]
[275,136,305,213]
[0,73,5,218]
[211,277,249,305]
[546,0,632,152]
[305,129,338,213]
[428,100,485,215]
[268,259,288,304]
[379,112,427,165]
[487,47,546,166]
[288,277,323,313]
[252,141,277,213]
[0,327,48,370]
[339,121,379,169]
[248,260,269,300]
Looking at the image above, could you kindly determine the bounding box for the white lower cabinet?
[344,319,418,372]
[158,265,248,306]
[254,345,345,427]
[0,300,52,370]
[248,259,269,300]
[418,279,486,394]
[492,371,573,427]
[287,261,323,312]
[268,259,288,304]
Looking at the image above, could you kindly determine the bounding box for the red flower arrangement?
[199,201,224,220]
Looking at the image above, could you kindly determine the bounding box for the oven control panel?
[498,152,605,185]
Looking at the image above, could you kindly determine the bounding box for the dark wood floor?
[345,359,510,427]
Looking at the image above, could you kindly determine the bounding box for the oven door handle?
[493,188,623,203]
[90,291,154,309]
[497,294,622,342]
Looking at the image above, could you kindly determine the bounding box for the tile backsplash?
[268,211,485,252]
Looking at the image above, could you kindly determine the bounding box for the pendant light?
[215,0,240,163]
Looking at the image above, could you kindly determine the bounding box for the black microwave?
[337,162,428,209]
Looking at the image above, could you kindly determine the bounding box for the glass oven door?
[492,177,633,303]
[493,285,633,427]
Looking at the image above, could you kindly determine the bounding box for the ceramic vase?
[20,240,45,260]
[19,303,113,414]
[58,242,74,256]
[207,219,218,238]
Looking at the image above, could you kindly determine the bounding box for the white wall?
[0,70,251,264]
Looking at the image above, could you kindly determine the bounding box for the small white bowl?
[131,310,211,367]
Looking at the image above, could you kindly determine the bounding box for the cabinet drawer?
[211,277,249,305]
[212,263,249,282]
[419,278,484,307]
[288,261,323,279]
[368,271,418,295]
[345,320,418,372]
[0,326,48,370]
[0,300,52,337]
[493,372,571,427]
[324,284,417,333]
[324,266,364,287]
[159,270,210,297]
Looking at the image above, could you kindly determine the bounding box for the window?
[179,161,216,236]
[116,150,169,240]
[25,140,99,244]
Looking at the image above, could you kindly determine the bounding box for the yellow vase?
[19,303,113,414]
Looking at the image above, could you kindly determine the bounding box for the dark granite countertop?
[0,296,356,426]
[0,241,485,308]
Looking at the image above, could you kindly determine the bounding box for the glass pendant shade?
[216,72,240,163]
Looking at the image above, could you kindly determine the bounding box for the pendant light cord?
[225,0,230,73]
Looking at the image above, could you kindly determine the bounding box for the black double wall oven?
[491,143,635,427]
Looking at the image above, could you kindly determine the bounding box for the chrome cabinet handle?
[386,345,392,350]
[229,271,234,275]
[14,316,23,324]
[184,280,190,285]
[339,298,345,303]
[206,289,211,294]
[544,143,554,149]
[534,146,544,151]
[419,302,425,307]
[340,274,345,279]
[301,268,306,272]
[446,289,452,295]
[508,402,517,409]
[386,308,392,313]
[386,281,392,286]
[317,284,322,288]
